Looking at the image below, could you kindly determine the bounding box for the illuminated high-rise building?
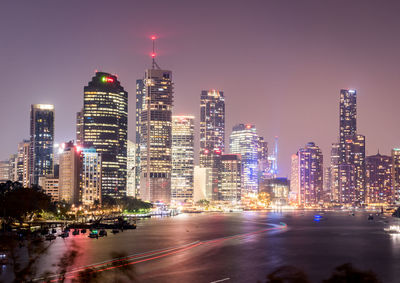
[297,142,323,207]
[0,161,10,183]
[257,136,269,179]
[82,72,128,197]
[59,142,80,204]
[80,147,102,206]
[366,153,393,205]
[127,140,137,197]
[138,68,173,203]
[16,140,30,187]
[339,89,357,163]
[171,116,194,203]
[200,89,225,200]
[391,148,400,202]
[329,143,340,202]
[334,89,366,206]
[230,124,259,194]
[220,154,242,202]
[30,104,54,185]
[76,109,84,145]
[135,79,145,197]
[344,134,366,204]
[290,154,299,202]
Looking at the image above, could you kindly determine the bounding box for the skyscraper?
[329,143,340,202]
[30,104,54,185]
[257,136,269,180]
[76,109,83,145]
[138,68,173,204]
[345,134,366,204]
[200,90,225,200]
[339,89,357,163]
[220,154,242,202]
[366,153,393,205]
[297,142,323,207]
[126,140,136,197]
[82,72,128,197]
[16,140,30,187]
[135,79,145,197]
[392,148,400,202]
[171,116,194,203]
[230,124,259,195]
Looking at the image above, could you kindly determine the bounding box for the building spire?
[150,35,161,70]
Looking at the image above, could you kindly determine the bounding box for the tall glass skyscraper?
[82,72,128,197]
[138,69,173,204]
[30,104,54,185]
[339,89,357,163]
[200,90,225,200]
[229,124,259,195]
[171,116,194,203]
[297,142,323,206]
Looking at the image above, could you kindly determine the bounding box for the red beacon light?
[151,52,156,58]
[151,35,157,40]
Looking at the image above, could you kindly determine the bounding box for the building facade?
[193,166,213,202]
[392,148,400,202]
[220,154,242,202]
[366,153,393,205]
[126,140,136,197]
[138,69,173,204]
[171,116,194,203]
[30,104,54,185]
[200,90,225,201]
[229,124,259,195]
[80,148,102,206]
[82,72,127,197]
[59,142,80,204]
[297,142,323,207]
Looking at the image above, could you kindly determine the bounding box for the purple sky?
[1,0,400,176]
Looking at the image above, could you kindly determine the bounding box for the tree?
[0,182,53,228]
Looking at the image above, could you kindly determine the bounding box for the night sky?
[1,0,400,176]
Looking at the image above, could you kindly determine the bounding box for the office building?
[0,161,9,183]
[220,154,242,202]
[59,142,80,204]
[40,176,59,202]
[30,104,54,185]
[193,166,213,202]
[135,79,145,197]
[126,140,136,197]
[171,116,194,203]
[80,148,102,206]
[260,177,290,205]
[230,124,259,195]
[200,89,225,200]
[76,109,83,145]
[138,68,173,204]
[82,72,128,197]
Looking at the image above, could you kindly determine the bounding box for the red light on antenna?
[151,53,156,58]
[151,35,157,40]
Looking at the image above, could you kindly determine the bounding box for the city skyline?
[2,1,400,176]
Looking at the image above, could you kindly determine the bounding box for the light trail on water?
[35,222,287,282]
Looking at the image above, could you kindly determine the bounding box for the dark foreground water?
[2,211,400,282]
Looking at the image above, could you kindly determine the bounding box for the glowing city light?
[101,76,114,83]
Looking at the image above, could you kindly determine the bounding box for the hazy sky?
[1,0,400,176]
